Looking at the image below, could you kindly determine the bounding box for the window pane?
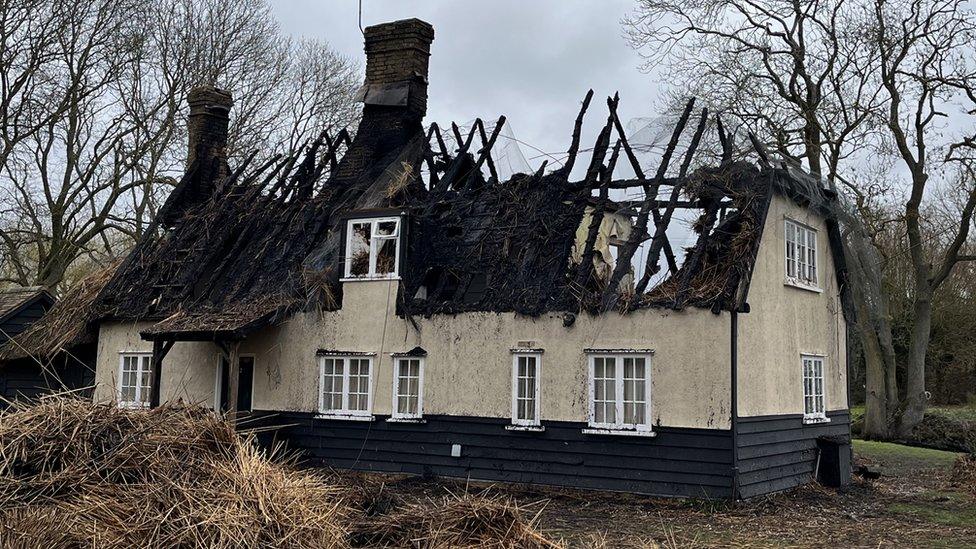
[121,382,136,402]
[807,231,817,283]
[786,222,796,278]
[349,223,371,276]
[347,359,370,412]
[376,220,398,236]
[624,402,645,425]
[802,357,826,416]
[140,366,152,405]
[322,358,344,411]
[375,238,397,275]
[395,359,421,416]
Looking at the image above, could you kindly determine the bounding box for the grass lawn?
[853,438,960,475]
[935,405,976,423]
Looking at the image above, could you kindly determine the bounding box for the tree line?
[0,0,359,290]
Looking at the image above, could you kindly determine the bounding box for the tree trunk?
[844,223,900,439]
[898,290,933,437]
[859,300,890,439]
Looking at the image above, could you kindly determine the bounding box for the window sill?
[341,276,401,283]
[118,402,149,410]
[784,279,823,293]
[316,413,376,422]
[582,428,656,438]
[386,417,426,423]
[506,424,545,432]
[803,416,831,425]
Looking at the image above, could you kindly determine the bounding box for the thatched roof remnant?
[88,89,849,342]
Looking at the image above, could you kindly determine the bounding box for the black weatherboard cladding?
[251,412,734,499]
[250,410,850,499]
[735,410,851,499]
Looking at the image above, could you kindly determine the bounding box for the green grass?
[853,439,961,475]
[888,502,976,528]
[934,405,976,423]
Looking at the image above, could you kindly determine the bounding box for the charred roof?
[90,19,850,342]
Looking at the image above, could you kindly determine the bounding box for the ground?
[352,440,976,548]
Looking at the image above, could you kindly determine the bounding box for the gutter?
[730,311,740,501]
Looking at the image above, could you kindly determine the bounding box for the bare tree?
[869,0,976,434]
[0,0,360,290]
[624,0,883,180]
[625,0,976,437]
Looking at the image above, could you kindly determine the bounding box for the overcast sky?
[270,1,662,171]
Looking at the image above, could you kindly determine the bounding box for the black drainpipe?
[730,311,740,501]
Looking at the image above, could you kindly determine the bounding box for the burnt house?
[88,19,851,499]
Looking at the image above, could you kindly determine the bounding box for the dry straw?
[0,395,559,548]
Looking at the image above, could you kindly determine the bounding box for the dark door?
[219,356,254,413]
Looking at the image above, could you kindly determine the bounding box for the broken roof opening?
[89,19,851,342]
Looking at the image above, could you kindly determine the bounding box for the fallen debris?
[350,490,557,548]
[0,396,560,549]
[951,454,976,494]
[0,396,349,548]
[854,464,882,479]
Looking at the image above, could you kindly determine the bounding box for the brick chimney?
[361,18,434,120]
[157,86,233,228]
[186,86,233,171]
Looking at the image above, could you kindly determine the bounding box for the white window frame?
[510,352,542,428]
[391,356,425,420]
[213,353,257,412]
[342,216,401,280]
[802,354,829,424]
[584,351,654,436]
[117,352,153,409]
[317,355,375,420]
[784,218,820,291]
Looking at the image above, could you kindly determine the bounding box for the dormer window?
[344,217,401,280]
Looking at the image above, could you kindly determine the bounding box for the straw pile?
[350,490,558,549]
[0,396,560,549]
[0,396,348,548]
